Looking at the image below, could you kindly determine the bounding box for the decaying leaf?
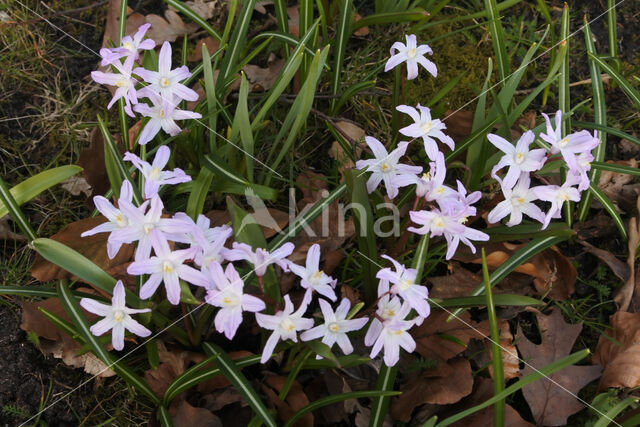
[328,120,365,182]
[593,311,640,389]
[184,0,223,20]
[243,53,285,91]
[391,358,473,422]
[443,110,473,143]
[200,387,245,412]
[412,310,489,364]
[20,296,115,377]
[78,128,110,199]
[61,176,92,198]
[303,370,366,425]
[488,321,520,380]
[144,340,205,397]
[188,36,221,62]
[578,239,630,283]
[449,377,533,427]
[456,243,576,300]
[517,309,602,426]
[598,159,640,213]
[30,217,135,283]
[146,9,199,43]
[614,195,640,311]
[171,397,222,427]
[262,375,313,426]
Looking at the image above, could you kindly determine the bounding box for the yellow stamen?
[407,47,417,58]
[515,152,525,164]
[328,322,340,333]
[163,261,173,273]
[398,279,413,291]
[281,318,296,332]
[421,121,432,134]
[381,308,395,319]
[149,167,161,181]
[559,137,570,148]
[113,310,124,322]
[160,77,170,87]
[380,162,391,172]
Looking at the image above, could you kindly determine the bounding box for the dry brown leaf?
[196,350,253,394]
[593,311,640,389]
[262,376,313,426]
[615,196,640,311]
[328,121,365,182]
[144,341,205,397]
[391,358,473,422]
[0,215,26,241]
[243,53,285,91]
[20,296,115,377]
[103,1,146,49]
[61,176,92,198]
[30,217,135,283]
[353,13,369,36]
[412,310,489,364]
[200,387,244,412]
[598,159,640,213]
[146,9,198,43]
[78,128,110,199]
[456,243,576,300]
[188,36,221,62]
[517,309,602,426]
[171,397,222,427]
[489,321,520,380]
[449,377,533,427]
[128,120,143,150]
[184,0,223,20]
[443,110,473,143]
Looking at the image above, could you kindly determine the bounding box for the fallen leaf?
[593,311,640,389]
[328,121,365,182]
[171,397,222,427]
[615,195,640,311]
[443,110,473,143]
[412,310,489,364]
[262,376,313,426]
[144,341,205,397]
[449,377,533,427]
[517,309,602,426]
[146,9,198,43]
[184,0,223,20]
[578,239,629,283]
[489,321,520,380]
[128,120,143,150]
[195,350,253,394]
[30,217,135,283]
[200,387,244,412]
[102,1,146,50]
[391,358,473,422]
[598,159,640,214]
[303,370,363,425]
[353,13,369,36]
[78,128,110,199]
[243,53,285,91]
[20,296,115,377]
[455,243,576,300]
[188,36,221,62]
[61,176,92,198]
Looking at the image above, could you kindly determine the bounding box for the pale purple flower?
[225,242,294,277]
[81,180,143,259]
[286,244,337,302]
[133,90,202,145]
[99,23,155,66]
[571,150,595,191]
[300,298,368,357]
[123,146,191,198]
[204,262,265,339]
[488,172,545,226]
[134,41,198,102]
[80,281,151,351]
[255,294,314,363]
[355,137,422,199]
[110,194,191,261]
[540,111,599,172]
[392,151,456,204]
[396,104,454,159]
[385,34,437,80]
[533,174,582,230]
[91,56,138,117]
[444,180,482,220]
[376,255,430,317]
[364,280,403,347]
[368,302,417,367]
[489,131,547,190]
[127,229,209,304]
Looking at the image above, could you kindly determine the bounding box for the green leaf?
[330,0,352,111]
[484,0,509,83]
[588,183,627,241]
[202,154,278,200]
[353,9,429,31]
[300,354,370,370]
[435,350,591,426]
[591,161,640,177]
[57,281,159,404]
[186,168,214,220]
[304,340,340,367]
[587,52,640,107]
[231,73,255,180]
[164,354,261,405]
[434,294,543,308]
[216,0,256,91]
[286,391,401,427]
[0,175,37,241]
[369,365,398,427]
[0,165,82,220]
[203,342,277,427]
[279,349,312,400]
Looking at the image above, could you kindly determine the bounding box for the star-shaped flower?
[385,34,437,80]
[488,172,545,226]
[396,104,454,159]
[124,146,191,199]
[286,243,337,302]
[488,131,547,190]
[224,242,294,277]
[376,255,430,317]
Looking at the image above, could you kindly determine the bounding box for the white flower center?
[434,186,446,195]
[149,167,162,181]
[113,310,125,322]
[280,318,296,332]
[407,47,417,58]
[511,196,526,207]
[398,278,413,291]
[123,41,134,51]
[160,77,171,87]
[328,322,340,333]
[143,223,154,234]
[421,121,432,134]
[159,108,165,118]
[381,307,395,319]
[380,162,391,173]
[559,190,570,202]
[422,172,431,181]
[433,217,445,229]
[514,152,525,164]
[115,77,130,88]
[221,292,240,308]
[162,260,174,273]
[392,329,404,336]
[559,137,570,148]
[203,254,217,266]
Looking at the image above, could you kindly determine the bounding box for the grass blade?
[482,248,505,426]
[0,175,37,241]
[203,342,277,427]
[217,0,256,91]
[331,0,352,111]
[286,390,401,427]
[186,168,214,220]
[231,73,255,180]
[435,294,543,308]
[577,18,607,221]
[353,9,429,32]
[484,0,510,83]
[435,350,592,426]
[587,52,640,107]
[559,3,573,226]
[369,365,398,427]
[591,161,640,177]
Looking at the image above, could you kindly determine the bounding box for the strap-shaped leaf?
[369,365,399,427]
[203,342,277,427]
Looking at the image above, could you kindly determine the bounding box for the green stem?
[0,176,37,241]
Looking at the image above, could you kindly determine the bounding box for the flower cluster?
[487,113,599,229]
[92,24,201,145]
